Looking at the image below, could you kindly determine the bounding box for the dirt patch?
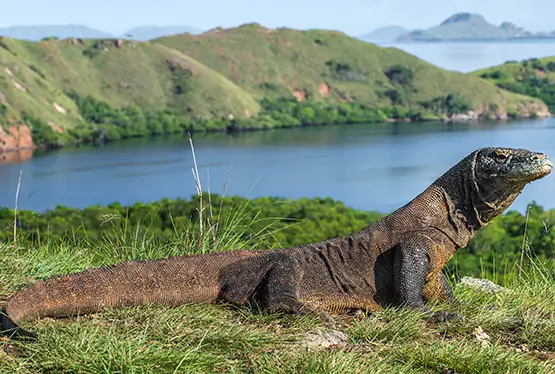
[319,82,330,97]
[279,39,292,47]
[0,125,34,152]
[48,121,64,133]
[3,67,13,76]
[166,58,197,77]
[293,88,308,101]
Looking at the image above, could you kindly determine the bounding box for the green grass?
[1,206,554,373]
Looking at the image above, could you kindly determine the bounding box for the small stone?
[473,325,490,347]
[298,330,349,350]
[458,276,511,294]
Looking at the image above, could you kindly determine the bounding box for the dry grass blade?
[13,169,22,247]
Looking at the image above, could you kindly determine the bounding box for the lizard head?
[474,147,552,184]
[469,147,552,222]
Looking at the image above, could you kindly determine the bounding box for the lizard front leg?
[394,238,463,322]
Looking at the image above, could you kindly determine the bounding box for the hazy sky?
[0,0,550,35]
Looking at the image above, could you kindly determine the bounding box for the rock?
[298,330,349,350]
[458,276,511,294]
[450,111,479,122]
[473,325,491,347]
[0,125,34,152]
[52,102,66,114]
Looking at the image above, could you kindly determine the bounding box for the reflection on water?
[0,149,33,165]
[0,119,554,214]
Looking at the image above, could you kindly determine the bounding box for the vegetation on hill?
[473,57,555,111]
[153,24,541,112]
[0,194,554,372]
[0,26,549,151]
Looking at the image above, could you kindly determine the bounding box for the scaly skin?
[1,147,552,339]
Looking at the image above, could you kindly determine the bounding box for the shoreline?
[0,111,551,157]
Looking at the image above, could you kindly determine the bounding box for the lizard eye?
[489,151,508,163]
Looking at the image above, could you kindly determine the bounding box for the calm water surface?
[381,40,555,72]
[1,119,555,213]
[1,41,555,213]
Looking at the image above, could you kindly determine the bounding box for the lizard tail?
[1,250,258,339]
[1,306,37,340]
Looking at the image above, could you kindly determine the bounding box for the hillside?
[0,36,261,150]
[0,25,550,152]
[359,26,409,43]
[472,57,555,111]
[154,24,546,112]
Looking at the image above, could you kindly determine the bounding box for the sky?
[0,0,551,36]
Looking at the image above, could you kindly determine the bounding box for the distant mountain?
[122,25,202,40]
[0,24,202,42]
[0,25,113,41]
[359,26,409,42]
[396,12,555,42]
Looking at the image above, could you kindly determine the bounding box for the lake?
[1,119,555,214]
[1,41,555,214]
[381,39,555,72]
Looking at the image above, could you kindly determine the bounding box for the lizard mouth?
[527,158,553,181]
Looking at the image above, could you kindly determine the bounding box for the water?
[1,41,555,214]
[380,40,555,72]
[1,119,555,214]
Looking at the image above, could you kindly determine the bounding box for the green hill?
[472,57,555,111]
[153,23,543,110]
[0,25,550,151]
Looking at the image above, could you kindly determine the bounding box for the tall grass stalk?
[12,169,22,247]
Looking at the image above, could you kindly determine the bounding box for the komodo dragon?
[1,147,552,340]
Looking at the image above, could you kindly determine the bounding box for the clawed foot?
[425,310,465,323]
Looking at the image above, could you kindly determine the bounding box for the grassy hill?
[0,25,550,151]
[472,57,555,111]
[153,23,543,111]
